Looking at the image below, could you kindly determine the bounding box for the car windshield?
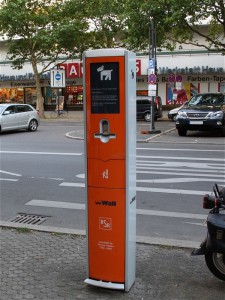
[0,106,5,114]
[188,94,225,106]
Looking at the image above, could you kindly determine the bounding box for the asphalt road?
[0,119,225,247]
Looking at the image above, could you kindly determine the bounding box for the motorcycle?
[192,183,225,281]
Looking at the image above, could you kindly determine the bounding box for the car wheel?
[28,119,38,132]
[178,128,187,136]
[144,112,151,122]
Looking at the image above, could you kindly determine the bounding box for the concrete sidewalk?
[0,227,224,300]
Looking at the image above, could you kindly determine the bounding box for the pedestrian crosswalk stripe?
[26,199,207,220]
[59,182,211,195]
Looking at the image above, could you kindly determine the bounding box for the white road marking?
[76,174,85,179]
[137,161,225,170]
[60,182,85,187]
[59,182,211,195]
[137,209,206,219]
[0,178,18,182]
[26,200,85,210]
[25,199,207,220]
[136,170,225,178]
[183,222,206,226]
[136,186,211,195]
[0,170,22,176]
[76,171,225,179]
[0,151,82,156]
[137,147,225,152]
[137,155,225,162]
[136,178,225,183]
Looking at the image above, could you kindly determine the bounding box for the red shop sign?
[60,60,140,78]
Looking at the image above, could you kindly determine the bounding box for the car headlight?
[177,111,187,118]
[206,111,223,119]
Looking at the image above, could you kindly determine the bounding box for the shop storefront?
[135,51,225,107]
[0,77,84,110]
[0,51,225,109]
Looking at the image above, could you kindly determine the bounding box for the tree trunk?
[31,55,45,118]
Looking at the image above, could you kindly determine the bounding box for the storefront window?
[24,88,37,106]
[220,83,225,93]
[45,87,63,107]
[65,85,83,107]
[0,88,24,103]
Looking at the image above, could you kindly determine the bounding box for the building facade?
[0,40,225,110]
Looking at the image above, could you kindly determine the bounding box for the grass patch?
[51,232,64,236]
[16,227,32,233]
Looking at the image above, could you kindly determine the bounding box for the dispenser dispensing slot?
[94,119,116,143]
[101,119,109,135]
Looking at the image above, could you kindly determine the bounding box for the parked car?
[0,103,40,133]
[136,96,163,122]
[175,93,225,136]
[168,103,186,121]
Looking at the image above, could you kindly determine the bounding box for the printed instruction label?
[98,241,114,251]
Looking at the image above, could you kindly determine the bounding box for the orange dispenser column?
[83,49,136,291]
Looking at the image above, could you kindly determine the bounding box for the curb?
[136,127,176,143]
[65,128,176,141]
[65,131,84,140]
[0,221,199,249]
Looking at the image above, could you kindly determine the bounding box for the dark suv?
[175,93,225,136]
[136,96,163,122]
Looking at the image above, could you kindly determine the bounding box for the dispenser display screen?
[90,62,119,113]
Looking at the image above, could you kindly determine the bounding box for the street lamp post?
[144,18,161,134]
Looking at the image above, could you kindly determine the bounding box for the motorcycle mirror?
[203,194,215,209]
[214,183,220,198]
[213,183,218,198]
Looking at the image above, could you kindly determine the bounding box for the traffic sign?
[148,90,156,96]
[55,73,61,80]
[50,69,66,88]
[148,68,155,75]
[148,73,157,84]
[148,84,156,96]
[168,74,175,82]
[149,58,155,69]
[176,75,183,82]
[168,74,183,83]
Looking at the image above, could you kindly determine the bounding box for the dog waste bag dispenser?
[83,49,136,292]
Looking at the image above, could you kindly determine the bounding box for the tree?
[121,0,174,52]
[165,0,225,53]
[0,0,89,117]
[121,0,225,53]
[67,0,126,49]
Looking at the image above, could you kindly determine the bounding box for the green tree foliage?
[122,0,225,53]
[67,0,126,48]
[0,0,89,117]
[87,0,126,48]
[166,0,225,52]
[121,0,171,52]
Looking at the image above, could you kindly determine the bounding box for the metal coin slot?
[94,119,116,143]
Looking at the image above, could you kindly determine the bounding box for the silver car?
[0,103,40,133]
[168,103,186,121]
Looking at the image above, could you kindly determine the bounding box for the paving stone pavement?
[0,227,224,300]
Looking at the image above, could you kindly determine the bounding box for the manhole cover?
[9,213,49,225]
